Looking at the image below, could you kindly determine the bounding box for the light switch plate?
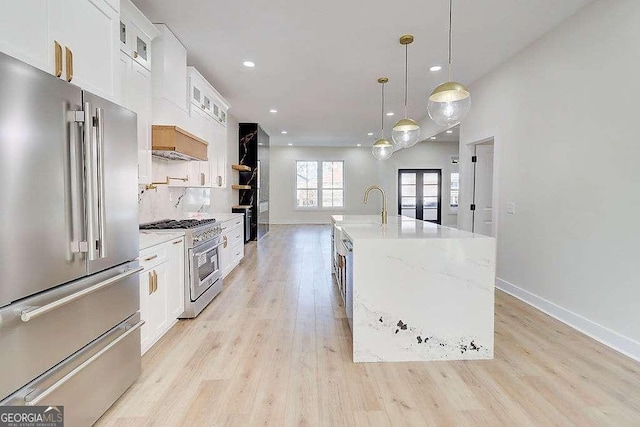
[507,202,516,214]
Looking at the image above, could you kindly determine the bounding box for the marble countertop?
[210,212,244,222]
[332,215,491,241]
[139,231,185,250]
[178,212,243,222]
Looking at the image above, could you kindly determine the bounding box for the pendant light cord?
[381,81,385,136]
[448,0,453,81]
[404,44,408,118]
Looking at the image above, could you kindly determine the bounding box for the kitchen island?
[332,215,495,363]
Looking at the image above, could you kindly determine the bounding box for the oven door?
[188,239,222,301]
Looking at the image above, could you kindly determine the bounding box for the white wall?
[456,0,640,358]
[270,141,459,225]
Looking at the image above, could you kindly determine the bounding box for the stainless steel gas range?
[140,219,223,318]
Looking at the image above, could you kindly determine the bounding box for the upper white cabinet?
[0,1,51,72]
[0,0,119,100]
[186,67,230,188]
[50,0,120,100]
[120,0,156,71]
[120,53,153,184]
[152,24,189,115]
[118,0,159,185]
[188,67,230,127]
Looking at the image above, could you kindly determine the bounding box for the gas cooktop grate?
[139,219,217,230]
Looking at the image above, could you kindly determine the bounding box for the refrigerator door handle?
[23,319,145,405]
[95,107,107,259]
[84,101,99,261]
[68,110,87,256]
[20,266,143,322]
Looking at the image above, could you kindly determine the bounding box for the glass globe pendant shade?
[427,81,471,127]
[372,138,393,160]
[392,118,421,149]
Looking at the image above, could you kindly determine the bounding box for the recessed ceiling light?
[281,131,287,134]
[243,61,255,68]
[430,65,442,72]
[269,109,277,113]
[367,132,374,136]
[287,143,293,146]
[446,130,453,134]
[357,143,362,147]
[386,112,394,116]
[430,136,437,140]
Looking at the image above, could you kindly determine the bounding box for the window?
[450,156,459,211]
[450,173,459,208]
[296,161,344,208]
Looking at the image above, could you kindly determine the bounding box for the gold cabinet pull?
[223,235,228,248]
[153,271,158,293]
[144,254,158,261]
[65,47,73,82]
[148,271,153,295]
[133,51,138,58]
[172,240,182,245]
[200,172,205,186]
[54,41,62,77]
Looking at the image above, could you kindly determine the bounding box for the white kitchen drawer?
[231,241,244,263]
[139,243,168,270]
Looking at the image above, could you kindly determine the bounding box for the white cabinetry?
[139,237,185,354]
[168,238,186,319]
[0,0,119,100]
[152,24,189,116]
[118,0,159,185]
[220,216,245,278]
[50,0,120,100]
[120,0,154,71]
[0,1,51,72]
[119,53,153,184]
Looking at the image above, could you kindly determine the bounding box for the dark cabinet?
[238,123,269,240]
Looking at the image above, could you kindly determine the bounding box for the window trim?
[294,160,346,210]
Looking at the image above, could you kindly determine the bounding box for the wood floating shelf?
[231,164,252,172]
[232,185,251,190]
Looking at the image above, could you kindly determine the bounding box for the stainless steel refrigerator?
[0,52,142,425]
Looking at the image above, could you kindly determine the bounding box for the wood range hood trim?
[151,125,208,161]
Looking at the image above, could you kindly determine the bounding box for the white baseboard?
[496,278,640,362]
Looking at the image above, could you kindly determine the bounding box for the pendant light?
[427,0,471,127]
[372,77,393,160]
[392,35,421,150]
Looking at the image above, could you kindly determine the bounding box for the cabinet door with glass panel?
[398,169,442,224]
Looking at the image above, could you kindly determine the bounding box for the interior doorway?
[471,140,495,236]
[398,169,442,224]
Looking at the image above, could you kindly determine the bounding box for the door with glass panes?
[398,169,442,224]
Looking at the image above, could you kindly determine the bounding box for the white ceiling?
[132,0,593,147]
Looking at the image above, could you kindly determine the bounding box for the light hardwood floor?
[97,225,640,426]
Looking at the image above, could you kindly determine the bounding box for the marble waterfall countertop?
[331,215,496,363]
[332,214,488,240]
[139,231,185,251]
